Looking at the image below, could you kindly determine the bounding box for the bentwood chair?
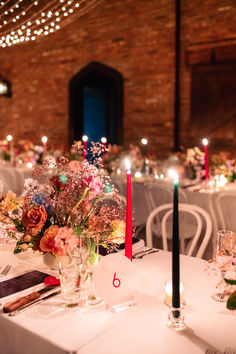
[146,203,212,258]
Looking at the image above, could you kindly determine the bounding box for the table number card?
[93,253,137,311]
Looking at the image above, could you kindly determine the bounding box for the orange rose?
[39,225,59,253]
[22,206,47,234]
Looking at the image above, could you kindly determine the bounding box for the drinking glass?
[211,230,236,302]
[79,235,102,306]
[58,261,81,307]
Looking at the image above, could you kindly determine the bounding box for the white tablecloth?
[0,243,235,354]
[0,165,33,195]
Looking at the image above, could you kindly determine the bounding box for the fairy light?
[0,0,96,48]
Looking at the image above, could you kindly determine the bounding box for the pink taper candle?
[101,137,107,161]
[125,158,133,261]
[202,138,209,181]
[82,135,88,161]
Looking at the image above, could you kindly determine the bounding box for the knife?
[132,248,152,258]
[8,289,61,317]
[3,286,60,313]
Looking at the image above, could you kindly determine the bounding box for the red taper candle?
[101,137,107,161]
[125,158,133,261]
[202,138,209,181]
[82,135,88,161]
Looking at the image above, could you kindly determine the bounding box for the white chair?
[144,182,188,239]
[132,181,152,237]
[146,203,212,258]
[144,181,187,211]
[213,191,236,232]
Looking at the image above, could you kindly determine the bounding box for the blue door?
[83,87,106,143]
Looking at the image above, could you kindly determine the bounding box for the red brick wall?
[0,0,235,157]
[180,0,236,151]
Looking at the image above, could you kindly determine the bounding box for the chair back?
[214,191,236,232]
[146,203,212,258]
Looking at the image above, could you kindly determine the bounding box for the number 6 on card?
[93,253,137,307]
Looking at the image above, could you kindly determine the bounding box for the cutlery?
[134,249,159,259]
[0,264,11,277]
[3,286,60,313]
[132,248,152,258]
[8,289,61,316]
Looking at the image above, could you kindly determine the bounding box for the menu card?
[0,270,50,298]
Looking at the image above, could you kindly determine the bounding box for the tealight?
[26,162,33,168]
[216,174,227,190]
[208,180,215,191]
[165,280,184,307]
[134,171,142,179]
[117,168,121,175]
[154,174,159,180]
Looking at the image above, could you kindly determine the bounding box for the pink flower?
[89,177,102,196]
[53,226,79,256]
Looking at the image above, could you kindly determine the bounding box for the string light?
[0,0,97,48]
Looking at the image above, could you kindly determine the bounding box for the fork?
[0,264,11,277]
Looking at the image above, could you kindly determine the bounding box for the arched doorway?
[69,62,123,146]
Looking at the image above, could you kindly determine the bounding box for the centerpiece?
[0,143,126,273]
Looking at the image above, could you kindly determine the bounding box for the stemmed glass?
[211,230,236,302]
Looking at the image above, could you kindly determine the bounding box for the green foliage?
[224,278,236,285]
[227,171,236,183]
[73,225,83,237]
[13,219,26,233]
[227,290,236,310]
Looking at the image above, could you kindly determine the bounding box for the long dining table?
[0,242,235,354]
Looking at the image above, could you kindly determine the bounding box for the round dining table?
[0,241,235,354]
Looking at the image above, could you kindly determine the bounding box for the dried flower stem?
[67,187,89,225]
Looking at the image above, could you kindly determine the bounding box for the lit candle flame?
[125,157,131,171]
[82,135,88,142]
[6,135,13,142]
[101,137,107,143]
[42,136,48,144]
[141,138,148,145]
[168,169,179,183]
[202,138,208,146]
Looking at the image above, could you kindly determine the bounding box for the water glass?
[59,263,80,307]
[211,230,236,302]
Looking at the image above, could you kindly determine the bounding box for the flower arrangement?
[184,146,205,180]
[0,144,126,258]
[211,152,236,183]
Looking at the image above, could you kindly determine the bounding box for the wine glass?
[211,230,236,302]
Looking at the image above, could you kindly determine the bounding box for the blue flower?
[32,193,46,205]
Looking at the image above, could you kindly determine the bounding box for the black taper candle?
[172,179,180,310]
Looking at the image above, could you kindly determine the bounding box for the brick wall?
[0,0,235,157]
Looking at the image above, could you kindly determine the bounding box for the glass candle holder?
[167,306,186,331]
